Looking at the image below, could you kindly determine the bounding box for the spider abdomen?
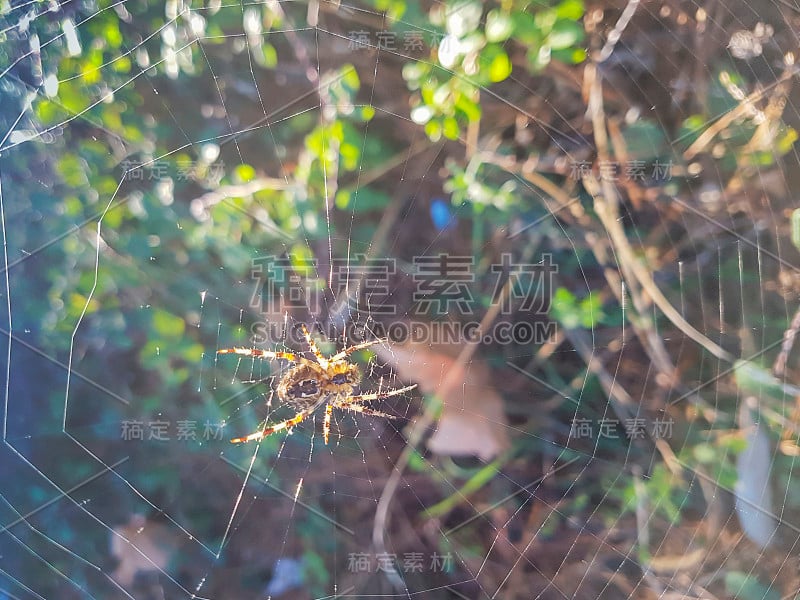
[286,378,320,399]
[277,364,324,406]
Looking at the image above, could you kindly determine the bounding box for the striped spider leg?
[324,383,418,443]
[229,397,328,444]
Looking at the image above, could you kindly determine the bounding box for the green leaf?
[335,187,392,212]
[549,288,603,330]
[692,443,717,464]
[340,64,360,92]
[552,46,587,64]
[35,99,63,124]
[487,50,512,82]
[182,343,204,362]
[679,114,707,146]
[724,572,780,600]
[300,552,322,587]
[555,0,585,21]
[424,453,507,518]
[455,93,481,122]
[360,105,376,121]
[102,204,124,229]
[64,196,83,217]
[620,120,667,161]
[775,125,798,155]
[528,44,551,71]
[112,55,131,73]
[102,21,123,48]
[262,43,278,68]
[442,116,461,140]
[549,287,578,329]
[511,11,541,45]
[734,359,800,399]
[548,19,584,50]
[290,244,317,277]
[408,449,428,472]
[57,154,89,187]
[339,141,361,171]
[425,119,443,141]
[234,163,256,183]
[152,309,185,339]
[578,291,603,328]
[534,9,558,34]
[335,189,351,210]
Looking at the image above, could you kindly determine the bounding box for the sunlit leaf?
[262,43,277,68]
[442,116,461,139]
[556,0,585,21]
[290,243,317,277]
[425,119,443,141]
[487,49,512,82]
[234,163,256,183]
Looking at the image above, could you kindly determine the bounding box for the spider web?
[2,1,800,599]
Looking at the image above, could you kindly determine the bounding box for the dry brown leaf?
[376,342,510,461]
[110,514,179,587]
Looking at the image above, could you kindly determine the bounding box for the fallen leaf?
[376,341,510,461]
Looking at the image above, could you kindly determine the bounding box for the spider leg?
[300,324,329,369]
[340,384,418,404]
[323,404,332,444]
[218,348,321,372]
[335,403,400,419]
[217,348,299,362]
[230,398,327,444]
[328,338,387,362]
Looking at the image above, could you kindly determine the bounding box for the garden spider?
[218,325,417,444]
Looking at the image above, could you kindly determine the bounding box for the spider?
[218,324,417,445]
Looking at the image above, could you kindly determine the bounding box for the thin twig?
[773,304,800,378]
[597,0,640,63]
[683,62,800,161]
[584,63,734,364]
[371,275,516,583]
[482,149,717,417]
